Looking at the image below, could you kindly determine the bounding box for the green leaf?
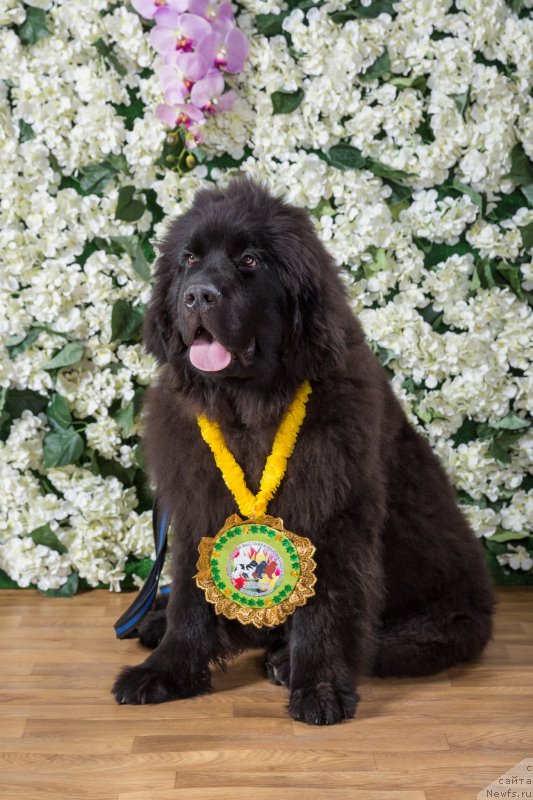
[360,50,391,82]
[331,0,396,22]
[78,161,118,195]
[374,345,396,367]
[487,188,527,222]
[111,299,145,342]
[490,413,530,431]
[415,114,435,145]
[32,322,69,338]
[326,143,366,171]
[6,328,40,358]
[386,180,413,204]
[109,236,151,281]
[452,176,483,212]
[113,86,146,132]
[469,264,481,295]
[519,221,533,251]
[92,37,127,76]
[452,418,479,446]
[114,401,135,437]
[0,569,20,589]
[19,120,35,142]
[390,75,428,94]
[4,388,48,418]
[487,431,524,463]
[97,457,137,487]
[44,342,84,370]
[367,159,414,181]
[521,183,533,205]
[453,86,471,118]
[389,195,411,221]
[489,529,530,543]
[309,198,335,218]
[413,405,433,424]
[271,88,304,115]
[505,143,533,186]
[418,238,473,270]
[493,261,523,300]
[134,442,147,472]
[43,427,84,468]
[419,304,448,332]
[47,393,72,430]
[363,247,388,278]
[190,146,206,164]
[30,524,68,554]
[17,7,51,46]
[256,11,289,36]
[484,539,508,556]
[40,572,79,598]
[115,185,146,222]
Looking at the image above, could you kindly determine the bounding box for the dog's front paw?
[288,681,359,726]
[112,662,210,705]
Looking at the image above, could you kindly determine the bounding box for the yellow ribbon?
[197,381,312,517]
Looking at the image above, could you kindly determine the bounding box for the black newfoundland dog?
[112,178,494,725]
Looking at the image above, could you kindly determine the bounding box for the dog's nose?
[183,283,221,313]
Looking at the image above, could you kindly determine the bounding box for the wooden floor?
[0,587,532,800]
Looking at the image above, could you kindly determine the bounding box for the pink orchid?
[158,53,210,105]
[131,0,188,20]
[195,16,249,73]
[150,10,212,56]
[156,103,205,147]
[133,0,249,156]
[158,65,188,105]
[190,69,236,113]
[187,0,234,23]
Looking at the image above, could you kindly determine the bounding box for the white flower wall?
[0,0,532,594]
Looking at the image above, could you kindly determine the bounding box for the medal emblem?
[195,514,316,627]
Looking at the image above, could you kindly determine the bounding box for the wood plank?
[446,724,533,751]
[118,790,427,800]
[0,585,531,800]
[2,786,112,800]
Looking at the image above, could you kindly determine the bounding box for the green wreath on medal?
[194,381,317,628]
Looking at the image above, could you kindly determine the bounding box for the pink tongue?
[189,334,232,372]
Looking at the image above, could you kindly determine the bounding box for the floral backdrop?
[0,0,532,596]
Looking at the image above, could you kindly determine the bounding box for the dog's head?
[144,178,352,395]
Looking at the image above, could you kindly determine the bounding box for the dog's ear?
[143,263,172,364]
[274,207,351,380]
[143,223,183,364]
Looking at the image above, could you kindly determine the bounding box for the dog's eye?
[240,255,256,269]
[185,254,199,267]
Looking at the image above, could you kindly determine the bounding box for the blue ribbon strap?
[114,499,171,639]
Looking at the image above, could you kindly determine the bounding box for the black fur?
[112,178,494,725]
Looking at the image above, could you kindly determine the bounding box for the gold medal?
[194,381,317,627]
[195,514,316,628]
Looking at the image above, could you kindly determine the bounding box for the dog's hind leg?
[264,643,291,687]
[138,594,169,650]
[372,599,493,678]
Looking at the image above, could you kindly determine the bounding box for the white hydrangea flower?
[0,1,26,27]
[400,190,479,244]
[1,0,531,590]
[460,505,500,539]
[0,536,72,591]
[497,545,533,572]
[499,491,533,535]
[85,415,123,460]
